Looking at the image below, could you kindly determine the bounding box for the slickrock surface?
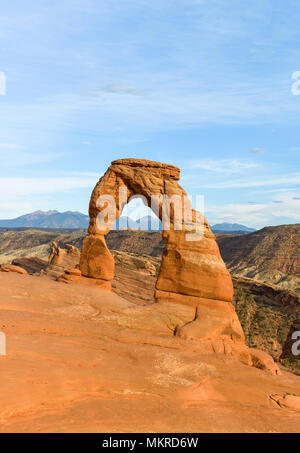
[0,272,300,433]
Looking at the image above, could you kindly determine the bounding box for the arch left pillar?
[80,166,130,290]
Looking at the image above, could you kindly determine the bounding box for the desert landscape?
[1,0,300,437]
[0,158,300,433]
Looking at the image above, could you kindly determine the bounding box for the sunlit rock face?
[77,158,277,369]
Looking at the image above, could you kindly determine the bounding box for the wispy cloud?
[250,147,265,154]
[206,191,300,227]
[101,84,142,95]
[0,175,96,197]
[184,158,259,173]
[0,174,97,218]
[0,0,299,225]
[184,173,300,189]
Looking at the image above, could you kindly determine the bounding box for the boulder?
[0,264,28,275]
[12,257,48,275]
[249,348,281,375]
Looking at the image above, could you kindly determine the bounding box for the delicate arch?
[80,158,233,305]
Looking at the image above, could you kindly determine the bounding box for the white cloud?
[183,172,300,189]
[0,174,98,218]
[0,149,65,167]
[0,176,96,197]
[184,158,259,173]
[206,191,300,227]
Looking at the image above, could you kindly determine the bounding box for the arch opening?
[113,196,162,232]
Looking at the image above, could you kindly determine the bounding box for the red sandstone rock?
[249,348,281,375]
[48,242,80,271]
[77,159,279,373]
[1,272,300,433]
[80,235,114,283]
[81,158,233,301]
[271,393,300,412]
[65,268,82,276]
[0,264,28,275]
[279,394,300,411]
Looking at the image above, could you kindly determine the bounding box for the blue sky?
[0,0,300,228]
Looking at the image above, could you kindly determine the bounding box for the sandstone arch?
[65,158,282,372]
[80,158,233,303]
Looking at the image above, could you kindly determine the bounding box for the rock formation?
[1,271,300,432]
[11,257,48,275]
[0,264,28,275]
[78,159,255,365]
[81,158,233,298]
[216,224,300,291]
[47,242,80,277]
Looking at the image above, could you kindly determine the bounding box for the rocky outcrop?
[11,257,48,275]
[78,158,277,370]
[249,348,281,375]
[47,242,80,277]
[232,276,300,314]
[216,225,300,292]
[0,264,28,275]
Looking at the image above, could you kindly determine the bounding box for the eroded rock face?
[48,242,80,277]
[78,158,277,371]
[249,348,281,376]
[81,158,233,299]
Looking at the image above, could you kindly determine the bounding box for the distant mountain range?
[211,223,256,234]
[114,215,162,231]
[0,210,89,229]
[0,211,255,234]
